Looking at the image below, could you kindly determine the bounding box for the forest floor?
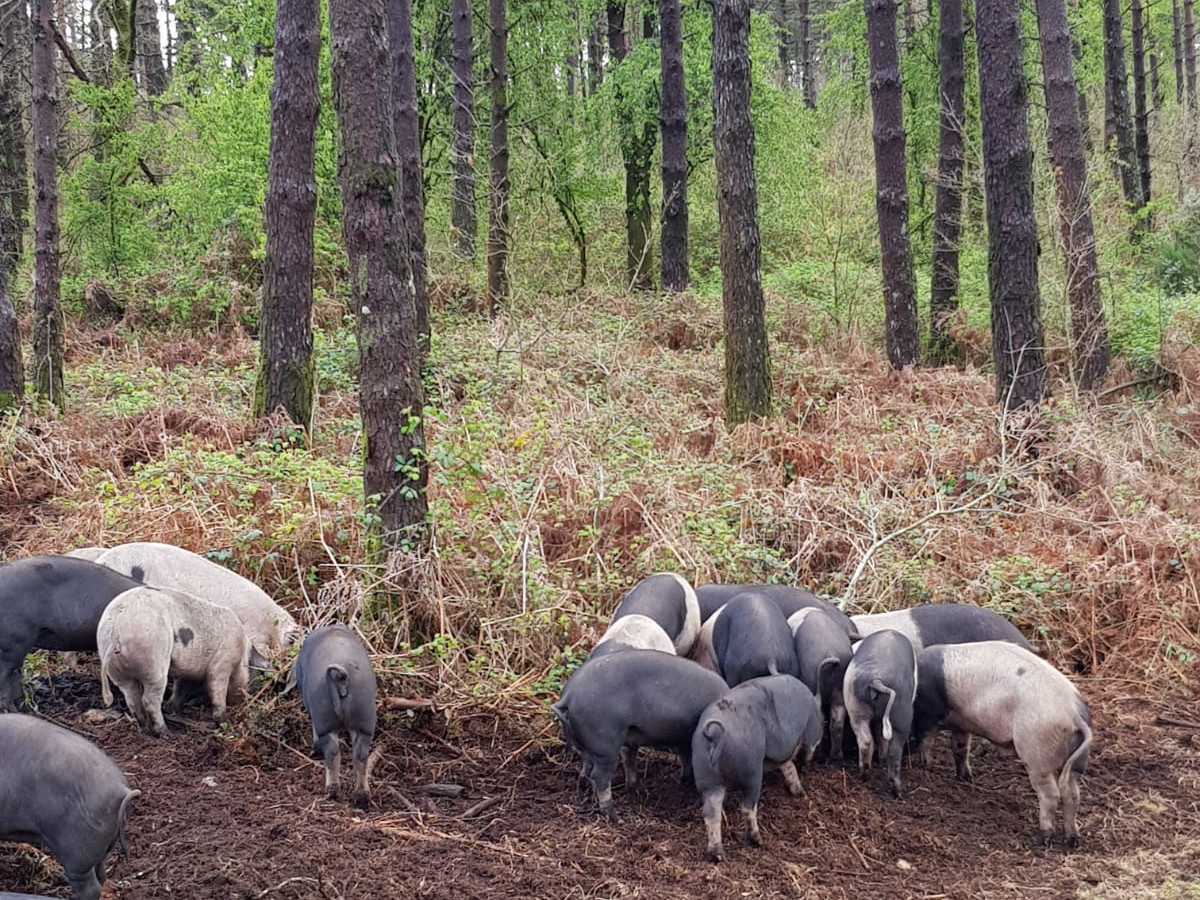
[1,667,1197,900]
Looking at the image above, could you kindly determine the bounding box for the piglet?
[294,624,378,809]
[692,675,822,862]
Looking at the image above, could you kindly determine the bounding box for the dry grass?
[3,290,1200,705]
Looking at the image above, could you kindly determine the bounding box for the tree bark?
[609,3,655,290]
[1150,22,1163,110]
[977,0,1045,408]
[450,0,476,259]
[1037,0,1108,391]
[929,0,964,365]
[0,17,28,278]
[1130,0,1152,205]
[659,0,688,292]
[328,0,429,552]
[1103,0,1144,210]
[586,13,604,96]
[391,0,429,353]
[135,0,168,95]
[1185,0,1197,110]
[487,0,510,313]
[864,0,919,369]
[255,0,319,428]
[713,0,772,424]
[0,261,21,411]
[1175,0,1185,105]
[800,0,816,107]
[32,0,64,408]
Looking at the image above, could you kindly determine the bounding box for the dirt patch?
[2,673,1197,900]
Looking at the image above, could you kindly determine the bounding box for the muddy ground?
[2,670,1198,900]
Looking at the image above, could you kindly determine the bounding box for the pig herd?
[553,574,1093,861]
[0,545,378,900]
[1,551,1095,897]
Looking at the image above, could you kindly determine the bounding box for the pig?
[610,573,701,656]
[0,714,139,900]
[63,546,108,562]
[692,675,823,862]
[94,542,300,653]
[293,624,378,809]
[550,649,729,819]
[912,641,1093,850]
[850,603,1031,654]
[589,613,676,660]
[0,556,141,712]
[696,592,799,686]
[788,607,853,760]
[695,582,856,636]
[98,585,256,735]
[843,629,917,796]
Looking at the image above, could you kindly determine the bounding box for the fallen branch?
[460,796,501,818]
[383,696,435,711]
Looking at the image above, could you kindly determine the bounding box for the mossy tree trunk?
[329,0,429,555]
[1130,0,1151,206]
[32,0,65,409]
[714,0,772,425]
[255,0,319,429]
[977,0,1045,408]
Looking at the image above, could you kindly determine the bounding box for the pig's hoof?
[1031,831,1048,856]
[352,792,370,811]
[745,831,761,848]
[1065,834,1080,852]
[889,781,902,798]
[325,786,339,800]
[707,846,724,863]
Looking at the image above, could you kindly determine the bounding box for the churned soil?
[2,671,1198,900]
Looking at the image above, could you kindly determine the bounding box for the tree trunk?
[487,0,510,313]
[0,16,28,278]
[713,0,772,425]
[328,0,429,553]
[1174,0,1184,105]
[1067,0,1091,154]
[609,3,655,290]
[1131,0,1152,206]
[1150,25,1163,110]
[800,0,816,107]
[587,13,604,96]
[976,0,1045,408]
[1037,0,1108,391]
[135,0,167,95]
[1103,0,1143,211]
[390,0,429,354]
[659,0,688,292]
[450,0,476,259]
[32,0,64,408]
[1185,0,1196,110]
[774,0,793,82]
[255,0,319,428]
[929,0,964,365]
[0,264,21,411]
[864,0,919,369]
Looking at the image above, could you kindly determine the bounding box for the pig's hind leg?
[315,730,342,799]
[350,728,373,810]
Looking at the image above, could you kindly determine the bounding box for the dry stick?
[460,796,501,818]
[1154,715,1200,729]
